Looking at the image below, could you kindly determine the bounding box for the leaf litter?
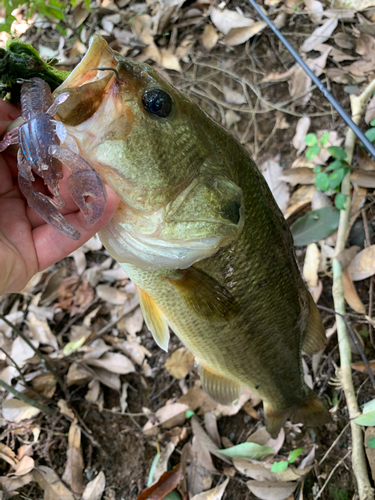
[3,1,375,499]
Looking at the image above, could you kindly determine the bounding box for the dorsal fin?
[135,285,170,352]
[167,267,239,322]
[198,363,241,406]
[302,293,327,355]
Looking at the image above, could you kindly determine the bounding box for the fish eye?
[142,88,173,118]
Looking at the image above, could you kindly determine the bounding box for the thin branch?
[330,79,375,500]
[0,380,53,415]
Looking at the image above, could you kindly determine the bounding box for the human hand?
[0,99,120,294]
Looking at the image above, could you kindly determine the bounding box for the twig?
[0,313,66,392]
[319,422,350,465]
[331,79,375,500]
[317,305,375,388]
[0,380,53,415]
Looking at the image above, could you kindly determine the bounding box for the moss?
[0,39,70,102]
[328,485,349,500]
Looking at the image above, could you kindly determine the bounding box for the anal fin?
[198,363,241,406]
[302,292,327,356]
[135,285,170,352]
[167,267,239,322]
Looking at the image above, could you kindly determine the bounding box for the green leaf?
[327,146,347,160]
[185,410,195,419]
[304,133,318,146]
[83,0,92,10]
[63,336,86,356]
[328,168,348,190]
[326,159,342,172]
[353,399,375,426]
[365,128,375,143]
[335,193,346,210]
[164,492,181,500]
[313,166,322,173]
[291,206,340,246]
[315,172,329,191]
[368,437,375,448]
[370,119,375,127]
[147,452,160,487]
[320,132,330,147]
[288,448,303,464]
[271,461,289,473]
[56,23,67,36]
[306,144,321,160]
[218,443,274,460]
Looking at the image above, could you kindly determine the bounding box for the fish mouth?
[57,35,118,90]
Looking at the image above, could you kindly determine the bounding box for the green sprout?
[305,133,349,211]
[271,448,304,473]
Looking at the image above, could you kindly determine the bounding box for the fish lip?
[56,35,118,92]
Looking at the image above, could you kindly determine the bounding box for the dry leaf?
[96,285,128,305]
[348,245,375,281]
[217,386,261,416]
[247,427,285,455]
[191,416,232,464]
[66,363,93,387]
[260,157,290,213]
[91,367,121,390]
[165,347,195,379]
[223,85,246,105]
[210,8,254,35]
[82,471,106,500]
[178,386,217,414]
[62,422,84,494]
[301,18,338,52]
[352,360,375,373]
[334,32,355,49]
[224,22,266,46]
[138,464,182,500]
[202,24,219,51]
[27,313,58,350]
[304,0,324,23]
[0,443,17,467]
[30,373,56,399]
[0,473,33,493]
[204,412,221,448]
[342,270,366,314]
[303,243,321,287]
[12,455,34,476]
[58,399,76,420]
[365,427,375,481]
[84,352,135,374]
[10,335,38,368]
[365,94,375,124]
[234,459,313,481]
[293,117,311,155]
[123,307,144,336]
[33,466,74,500]
[191,477,229,500]
[2,398,41,422]
[69,248,86,275]
[153,442,176,483]
[247,480,298,500]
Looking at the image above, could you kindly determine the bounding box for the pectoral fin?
[167,267,239,322]
[302,293,327,356]
[198,363,241,406]
[135,286,170,352]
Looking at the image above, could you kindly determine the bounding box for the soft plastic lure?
[0,77,107,240]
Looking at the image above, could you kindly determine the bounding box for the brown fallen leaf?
[210,7,254,35]
[260,157,290,213]
[143,402,191,434]
[292,117,311,155]
[303,243,321,288]
[178,386,217,414]
[223,22,266,46]
[202,24,219,51]
[191,416,232,464]
[82,471,106,500]
[304,0,323,23]
[62,422,84,494]
[2,398,41,423]
[352,360,375,373]
[0,473,34,494]
[165,347,195,379]
[247,427,285,455]
[96,284,129,305]
[137,463,182,500]
[234,459,313,481]
[301,18,338,52]
[366,94,375,124]
[84,352,136,374]
[365,427,375,481]
[348,245,375,281]
[0,443,17,467]
[342,270,366,314]
[11,455,35,477]
[247,479,298,500]
[33,466,74,500]
[191,477,229,500]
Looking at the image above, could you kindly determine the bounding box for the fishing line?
[247,0,375,159]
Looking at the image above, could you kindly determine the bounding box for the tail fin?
[264,391,331,438]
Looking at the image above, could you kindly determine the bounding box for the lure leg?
[18,174,81,240]
[49,145,107,224]
[0,128,19,152]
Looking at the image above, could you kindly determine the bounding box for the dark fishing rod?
[247,0,375,159]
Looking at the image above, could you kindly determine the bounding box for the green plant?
[270,448,303,473]
[0,0,90,34]
[304,132,349,210]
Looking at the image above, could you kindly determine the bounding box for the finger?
[0,101,21,135]
[33,184,120,271]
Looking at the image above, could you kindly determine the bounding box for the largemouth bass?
[55,35,330,437]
